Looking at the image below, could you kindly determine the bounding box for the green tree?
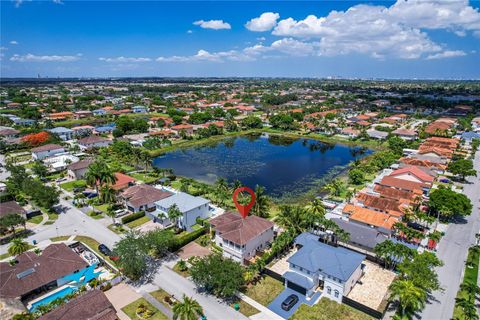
[0,213,26,235]
[143,229,177,258]
[112,230,147,280]
[8,238,30,256]
[190,254,244,298]
[240,115,262,129]
[168,204,183,229]
[85,160,116,195]
[32,161,48,178]
[100,185,116,205]
[448,159,477,180]
[348,168,365,185]
[428,186,473,218]
[390,279,427,318]
[251,185,270,218]
[172,295,204,320]
[305,199,326,217]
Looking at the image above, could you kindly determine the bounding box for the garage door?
[286,281,307,295]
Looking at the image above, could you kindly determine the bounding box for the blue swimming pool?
[29,286,77,312]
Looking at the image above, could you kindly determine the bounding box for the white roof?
[155,192,210,213]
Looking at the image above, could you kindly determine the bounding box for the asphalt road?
[419,150,480,320]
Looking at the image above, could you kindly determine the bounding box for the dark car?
[98,244,112,256]
[73,186,85,193]
[281,294,299,311]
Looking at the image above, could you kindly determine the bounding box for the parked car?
[86,192,98,199]
[114,209,127,217]
[73,186,86,193]
[281,294,299,311]
[98,244,112,256]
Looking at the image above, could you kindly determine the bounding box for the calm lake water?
[153,133,372,198]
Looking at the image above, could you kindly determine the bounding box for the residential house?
[284,232,365,302]
[389,166,435,185]
[152,191,210,231]
[43,154,79,172]
[121,184,172,213]
[47,127,74,141]
[366,129,388,140]
[38,290,117,320]
[94,125,116,134]
[67,159,93,180]
[132,105,148,113]
[392,128,417,140]
[47,112,73,121]
[339,127,360,139]
[0,201,27,219]
[92,109,107,116]
[72,125,94,138]
[31,144,65,160]
[0,127,19,139]
[332,218,388,252]
[378,176,430,194]
[210,212,274,265]
[73,110,92,119]
[0,244,93,302]
[110,172,136,191]
[343,204,399,235]
[171,124,194,136]
[77,136,112,150]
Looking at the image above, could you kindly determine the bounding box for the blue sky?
[1,0,480,78]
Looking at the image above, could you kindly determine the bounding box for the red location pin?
[232,187,256,219]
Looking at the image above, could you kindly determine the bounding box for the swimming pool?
[29,286,77,312]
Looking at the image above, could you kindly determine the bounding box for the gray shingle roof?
[155,191,209,212]
[284,271,315,289]
[332,218,388,250]
[288,232,365,282]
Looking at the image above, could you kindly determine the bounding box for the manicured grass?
[230,299,260,317]
[121,298,168,320]
[172,262,190,278]
[93,203,109,213]
[243,275,284,307]
[47,211,59,221]
[126,216,150,228]
[453,246,480,319]
[27,214,44,224]
[107,223,126,234]
[291,297,373,320]
[50,236,70,242]
[149,288,174,310]
[130,172,158,184]
[44,220,55,225]
[0,252,11,260]
[88,211,104,220]
[60,180,86,192]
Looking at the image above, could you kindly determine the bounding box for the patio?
[267,288,321,319]
[346,260,396,310]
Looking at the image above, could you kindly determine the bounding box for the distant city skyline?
[1,0,480,79]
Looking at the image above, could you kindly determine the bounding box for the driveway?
[177,242,211,260]
[267,288,321,319]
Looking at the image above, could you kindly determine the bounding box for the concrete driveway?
[267,288,321,319]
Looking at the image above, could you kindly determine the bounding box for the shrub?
[170,226,207,251]
[121,211,145,224]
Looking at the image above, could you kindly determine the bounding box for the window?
[327,287,331,294]
[334,290,339,298]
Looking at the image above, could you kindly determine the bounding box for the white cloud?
[10,41,19,45]
[187,30,193,34]
[256,37,266,41]
[269,0,480,59]
[193,20,231,30]
[99,56,152,63]
[245,12,280,32]
[157,49,254,63]
[426,50,467,60]
[10,53,82,62]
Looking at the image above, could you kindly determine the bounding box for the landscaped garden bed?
[121,297,168,320]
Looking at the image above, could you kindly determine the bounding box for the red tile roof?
[379,176,428,192]
[343,204,398,230]
[390,166,435,183]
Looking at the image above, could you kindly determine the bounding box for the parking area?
[267,288,321,319]
[346,260,396,310]
[177,242,211,260]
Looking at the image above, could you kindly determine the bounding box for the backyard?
[243,275,284,306]
[290,298,373,320]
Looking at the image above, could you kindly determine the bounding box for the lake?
[153,133,372,199]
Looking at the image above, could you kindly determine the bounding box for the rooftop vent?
[16,268,36,279]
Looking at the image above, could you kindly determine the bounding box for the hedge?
[121,211,145,224]
[170,226,207,251]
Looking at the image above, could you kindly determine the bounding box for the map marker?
[232,186,256,219]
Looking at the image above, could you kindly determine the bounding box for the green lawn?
[0,252,11,260]
[243,275,284,306]
[172,261,190,278]
[93,203,109,213]
[88,211,104,220]
[47,211,59,221]
[50,236,71,242]
[126,216,151,228]
[230,298,261,317]
[130,172,158,184]
[291,298,373,320]
[149,289,174,310]
[121,298,168,320]
[27,214,44,224]
[60,180,86,192]
[107,223,126,234]
[453,246,480,319]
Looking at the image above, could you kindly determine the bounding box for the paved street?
[419,150,480,320]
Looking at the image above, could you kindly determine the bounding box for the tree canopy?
[428,187,473,217]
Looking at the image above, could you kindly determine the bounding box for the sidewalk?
[140,290,173,319]
[237,293,283,320]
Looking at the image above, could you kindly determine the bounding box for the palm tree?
[106,205,117,224]
[305,199,325,217]
[389,279,427,317]
[168,204,183,229]
[275,205,307,235]
[456,296,479,320]
[100,185,116,205]
[180,179,190,193]
[214,177,228,193]
[8,238,30,256]
[85,160,116,195]
[173,295,204,320]
[251,185,270,218]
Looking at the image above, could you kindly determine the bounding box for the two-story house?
[210,212,274,265]
[284,232,365,302]
[31,144,65,160]
[120,184,172,213]
[152,191,210,231]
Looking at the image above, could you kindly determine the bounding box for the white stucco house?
[152,191,211,231]
[284,232,365,302]
[77,136,112,150]
[31,144,65,160]
[209,212,274,265]
[47,127,74,141]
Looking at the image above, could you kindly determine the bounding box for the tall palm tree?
[168,204,183,229]
[100,185,116,205]
[85,160,116,195]
[252,185,270,218]
[305,199,325,217]
[173,295,204,320]
[275,205,307,235]
[8,238,30,256]
[390,279,427,317]
[105,206,117,224]
[214,177,228,193]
